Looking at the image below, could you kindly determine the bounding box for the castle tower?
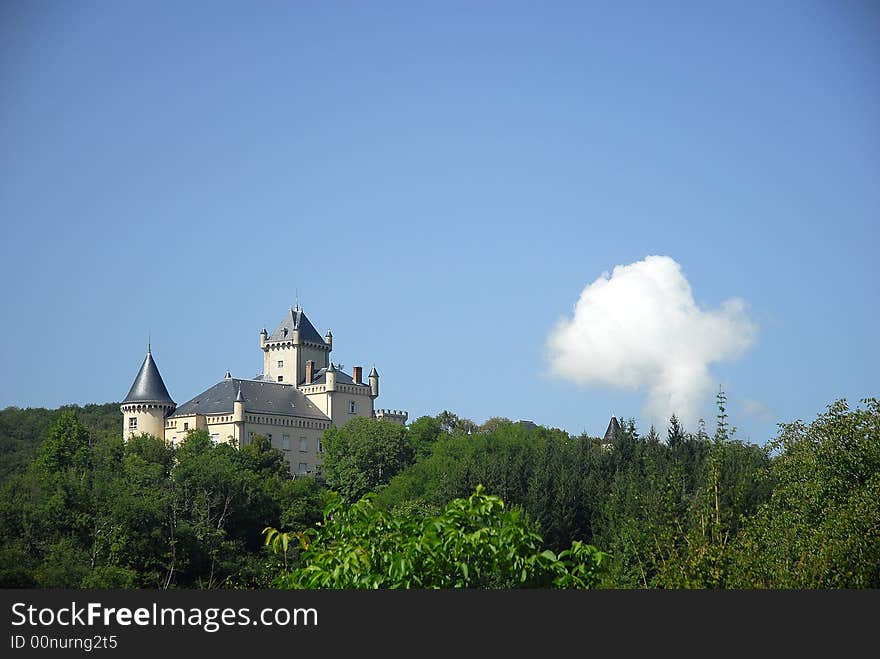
[261,304,331,385]
[325,361,337,392]
[121,346,175,440]
[232,385,245,446]
[368,365,379,399]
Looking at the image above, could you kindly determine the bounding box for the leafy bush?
[272,486,607,589]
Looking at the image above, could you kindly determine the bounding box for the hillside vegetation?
[0,395,877,588]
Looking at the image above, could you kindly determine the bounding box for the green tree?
[321,417,415,502]
[666,414,686,447]
[35,410,91,475]
[730,399,880,588]
[407,415,443,460]
[274,486,607,589]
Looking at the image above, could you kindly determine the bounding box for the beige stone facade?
[121,305,406,477]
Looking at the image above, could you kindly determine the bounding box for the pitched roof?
[306,367,371,388]
[170,378,329,421]
[122,350,175,405]
[603,416,621,443]
[268,306,327,345]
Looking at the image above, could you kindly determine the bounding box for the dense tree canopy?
[1,395,877,589]
[273,486,607,589]
[320,417,416,502]
[729,398,880,588]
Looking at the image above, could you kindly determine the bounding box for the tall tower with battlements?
[261,304,332,385]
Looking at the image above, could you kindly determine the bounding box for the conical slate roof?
[122,349,174,405]
[603,416,620,443]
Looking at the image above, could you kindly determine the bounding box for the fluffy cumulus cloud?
[546,255,756,428]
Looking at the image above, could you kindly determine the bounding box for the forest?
[0,393,877,589]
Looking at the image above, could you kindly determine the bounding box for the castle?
[120,304,407,476]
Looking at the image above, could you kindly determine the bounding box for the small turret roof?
[123,349,175,405]
[369,366,379,377]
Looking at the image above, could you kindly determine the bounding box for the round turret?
[368,365,379,399]
[233,385,245,423]
[326,361,337,391]
[121,347,175,441]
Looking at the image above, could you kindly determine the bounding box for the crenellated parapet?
[373,409,408,425]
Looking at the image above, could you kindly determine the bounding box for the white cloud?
[546,255,756,428]
[741,398,774,422]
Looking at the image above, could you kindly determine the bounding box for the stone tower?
[261,304,332,385]
[121,346,175,440]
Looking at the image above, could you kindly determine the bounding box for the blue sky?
[1,1,878,444]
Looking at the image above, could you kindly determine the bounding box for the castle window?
[278,376,284,382]
[299,436,308,452]
[129,417,137,430]
[282,434,290,451]
[298,463,308,476]
[318,439,323,454]
[184,422,189,431]
[349,400,358,414]
[210,433,220,443]
[277,360,283,368]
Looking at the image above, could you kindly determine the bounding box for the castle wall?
[166,411,329,476]
[164,413,208,446]
[262,342,299,385]
[263,341,329,385]
[241,414,328,477]
[122,403,171,441]
[301,384,375,428]
[295,343,329,384]
[374,409,409,426]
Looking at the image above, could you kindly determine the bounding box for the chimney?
[305,360,315,384]
[353,366,362,384]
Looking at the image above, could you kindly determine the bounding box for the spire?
[235,385,244,402]
[123,349,174,405]
[327,361,336,372]
[603,416,621,444]
[224,370,231,380]
[369,365,379,377]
